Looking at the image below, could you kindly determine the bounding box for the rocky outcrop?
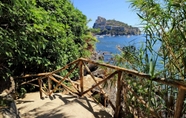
[0,95,20,118]
[93,16,106,30]
[0,77,20,118]
[93,16,141,35]
[84,63,98,76]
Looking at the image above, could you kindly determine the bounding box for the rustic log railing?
[16,58,186,118]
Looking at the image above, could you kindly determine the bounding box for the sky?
[71,0,141,28]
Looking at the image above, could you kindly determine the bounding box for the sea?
[96,34,145,62]
[96,34,146,54]
[95,34,162,67]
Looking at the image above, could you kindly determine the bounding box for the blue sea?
[95,34,161,65]
[96,34,146,54]
[96,35,145,62]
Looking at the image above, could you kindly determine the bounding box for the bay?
[95,34,162,68]
[97,35,148,52]
[96,35,146,62]
[96,34,163,69]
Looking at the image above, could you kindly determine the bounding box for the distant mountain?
[93,16,141,35]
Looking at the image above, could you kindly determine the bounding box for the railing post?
[38,78,43,99]
[79,60,84,96]
[114,71,123,118]
[174,88,186,118]
[48,77,52,94]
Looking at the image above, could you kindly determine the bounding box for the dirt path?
[16,92,112,118]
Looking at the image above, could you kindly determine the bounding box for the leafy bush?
[0,0,96,78]
[0,0,97,94]
[111,0,186,117]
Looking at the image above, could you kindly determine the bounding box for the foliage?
[0,0,96,94]
[131,0,186,78]
[111,0,186,117]
[106,19,129,27]
[88,28,100,34]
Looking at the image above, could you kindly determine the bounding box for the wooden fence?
[16,58,186,118]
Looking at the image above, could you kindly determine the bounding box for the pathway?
[16,92,113,118]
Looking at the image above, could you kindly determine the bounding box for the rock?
[93,16,106,29]
[91,91,109,107]
[93,16,141,35]
[75,75,103,95]
[0,77,20,118]
[92,69,106,79]
[84,63,98,76]
[0,94,20,118]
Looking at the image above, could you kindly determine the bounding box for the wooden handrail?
[78,58,186,90]
[17,58,186,90]
[16,58,186,117]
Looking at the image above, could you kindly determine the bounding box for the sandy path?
[16,92,112,118]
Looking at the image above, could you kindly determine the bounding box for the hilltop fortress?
[93,16,141,36]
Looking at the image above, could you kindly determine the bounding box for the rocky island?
[93,16,141,36]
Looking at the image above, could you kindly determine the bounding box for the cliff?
[93,16,141,35]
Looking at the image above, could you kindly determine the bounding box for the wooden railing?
[16,58,186,118]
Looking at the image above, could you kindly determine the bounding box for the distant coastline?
[95,34,133,38]
[93,16,141,36]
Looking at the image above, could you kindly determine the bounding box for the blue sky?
[71,0,141,28]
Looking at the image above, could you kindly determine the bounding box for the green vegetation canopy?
[0,0,96,79]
